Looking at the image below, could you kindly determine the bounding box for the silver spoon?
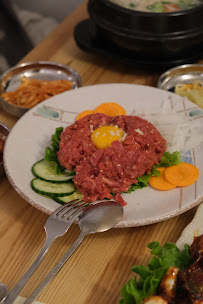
[0,283,8,303]
[23,200,123,304]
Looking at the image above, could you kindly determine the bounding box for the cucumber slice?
[54,190,84,204]
[32,159,74,183]
[31,178,76,197]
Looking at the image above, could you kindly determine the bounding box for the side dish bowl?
[0,61,82,118]
[157,64,203,91]
[88,0,203,61]
[0,122,10,177]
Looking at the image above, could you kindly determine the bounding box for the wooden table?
[0,2,202,304]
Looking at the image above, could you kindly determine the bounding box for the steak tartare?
[57,113,166,205]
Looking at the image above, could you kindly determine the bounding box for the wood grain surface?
[0,1,202,304]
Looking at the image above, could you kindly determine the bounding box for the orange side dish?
[2,76,73,108]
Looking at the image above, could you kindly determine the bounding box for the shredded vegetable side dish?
[2,76,73,108]
[175,80,203,109]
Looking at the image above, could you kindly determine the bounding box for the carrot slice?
[163,3,179,12]
[95,102,126,116]
[76,110,94,120]
[149,167,177,190]
[164,163,199,187]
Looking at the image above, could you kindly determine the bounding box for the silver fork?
[4,199,87,304]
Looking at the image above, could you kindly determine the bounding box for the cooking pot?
[88,0,203,60]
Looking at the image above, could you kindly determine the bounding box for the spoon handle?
[23,232,86,304]
[4,237,54,304]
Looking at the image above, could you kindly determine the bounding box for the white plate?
[3,84,203,228]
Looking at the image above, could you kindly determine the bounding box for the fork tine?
[60,200,86,218]
[64,203,89,222]
[55,200,83,217]
[54,199,80,216]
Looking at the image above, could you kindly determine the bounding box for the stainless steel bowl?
[0,122,10,177]
[0,61,82,118]
[157,64,203,91]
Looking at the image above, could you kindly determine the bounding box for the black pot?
[88,0,203,60]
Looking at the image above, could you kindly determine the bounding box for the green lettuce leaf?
[44,127,65,174]
[126,175,150,193]
[119,242,193,304]
[158,151,182,167]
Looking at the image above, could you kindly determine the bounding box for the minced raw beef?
[57,113,166,205]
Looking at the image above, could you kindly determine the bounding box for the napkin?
[13,296,45,304]
[176,202,203,250]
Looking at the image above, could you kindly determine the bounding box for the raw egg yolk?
[91,125,124,149]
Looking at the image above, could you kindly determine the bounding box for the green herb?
[119,242,193,304]
[129,3,136,8]
[179,0,197,9]
[127,151,182,193]
[44,127,65,174]
[147,2,165,12]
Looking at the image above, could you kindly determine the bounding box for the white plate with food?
[3,84,203,227]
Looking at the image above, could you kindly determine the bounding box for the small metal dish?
[0,61,82,117]
[157,64,203,92]
[0,122,10,177]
